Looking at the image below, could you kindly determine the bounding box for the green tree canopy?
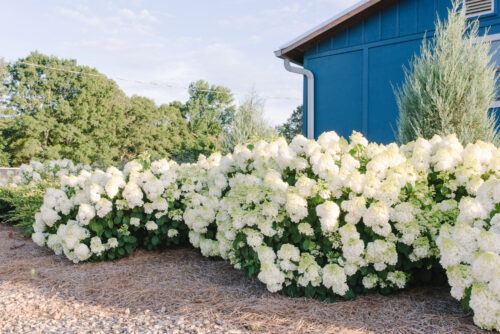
[277,105,303,142]
[0,53,239,166]
[182,80,236,154]
[0,59,10,165]
[1,52,131,165]
[158,102,199,163]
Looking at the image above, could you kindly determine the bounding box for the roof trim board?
[275,0,396,64]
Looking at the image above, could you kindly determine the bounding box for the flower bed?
[28,132,500,331]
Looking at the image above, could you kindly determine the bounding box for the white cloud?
[56,5,159,35]
[56,7,101,26]
[218,15,260,27]
[118,8,158,23]
[62,38,165,52]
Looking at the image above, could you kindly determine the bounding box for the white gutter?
[283,59,315,139]
[274,1,372,138]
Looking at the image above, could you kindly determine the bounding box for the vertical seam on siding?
[362,47,369,135]
[396,0,400,37]
[378,11,382,41]
[362,19,365,44]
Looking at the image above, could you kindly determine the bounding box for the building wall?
[302,0,500,143]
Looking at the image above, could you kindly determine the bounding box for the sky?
[0,0,359,125]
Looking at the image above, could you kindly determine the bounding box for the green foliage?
[119,96,191,162]
[278,105,303,142]
[0,120,11,166]
[182,80,236,156]
[1,52,130,165]
[396,1,500,145]
[222,92,277,153]
[0,58,7,103]
[0,179,57,236]
[0,59,10,166]
[158,102,198,163]
[0,53,237,166]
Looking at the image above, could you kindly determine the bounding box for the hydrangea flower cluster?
[437,178,500,331]
[29,131,500,331]
[10,159,91,185]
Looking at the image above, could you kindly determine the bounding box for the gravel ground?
[0,224,490,334]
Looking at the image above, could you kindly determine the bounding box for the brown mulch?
[0,224,488,334]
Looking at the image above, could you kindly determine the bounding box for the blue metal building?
[275,0,500,143]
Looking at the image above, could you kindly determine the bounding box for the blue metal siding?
[302,0,500,143]
[398,0,418,36]
[381,4,398,39]
[368,39,422,142]
[307,50,364,139]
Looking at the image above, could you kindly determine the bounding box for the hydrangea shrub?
[29,131,499,331]
[437,178,500,330]
[32,158,188,262]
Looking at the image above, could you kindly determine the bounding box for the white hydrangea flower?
[76,203,95,226]
[386,271,407,289]
[130,217,141,227]
[297,253,322,287]
[32,232,46,247]
[95,198,113,218]
[90,237,106,256]
[472,252,500,283]
[341,196,366,224]
[277,244,300,271]
[285,192,308,223]
[167,229,179,238]
[297,223,314,236]
[200,238,220,257]
[363,201,391,237]
[362,274,379,289]
[105,174,126,199]
[145,221,158,231]
[122,181,144,209]
[258,262,285,293]
[323,264,349,296]
[40,206,60,227]
[107,238,119,249]
[74,243,91,262]
[295,175,317,198]
[244,228,264,249]
[366,240,397,271]
[316,201,340,233]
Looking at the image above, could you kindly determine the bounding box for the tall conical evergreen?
[396,0,499,145]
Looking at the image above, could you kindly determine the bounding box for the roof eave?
[274,49,304,65]
[275,0,395,65]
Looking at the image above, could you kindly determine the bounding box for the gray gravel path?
[0,285,244,334]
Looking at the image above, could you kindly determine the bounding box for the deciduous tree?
[277,105,303,142]
[222,92,276,153]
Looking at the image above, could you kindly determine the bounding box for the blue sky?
[0,0,359,125]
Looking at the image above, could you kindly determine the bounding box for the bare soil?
[0,224,488,334]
